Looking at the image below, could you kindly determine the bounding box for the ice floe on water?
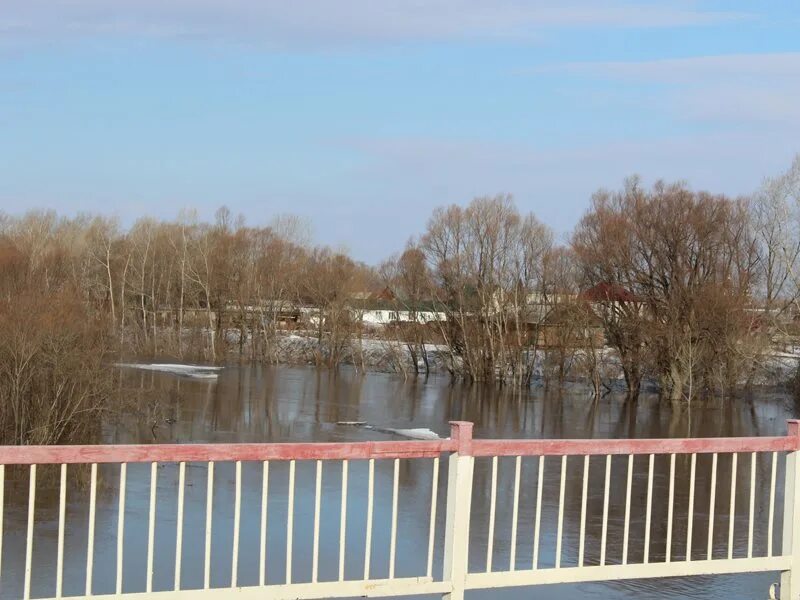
[337,421,441,440]
[386,427,441,440]
[114,363,222,380]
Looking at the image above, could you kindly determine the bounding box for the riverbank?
[220,331,800,390]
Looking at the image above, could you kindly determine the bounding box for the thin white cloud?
[534,52,800,124]
[547,52,800,81]
[0,1,747,46]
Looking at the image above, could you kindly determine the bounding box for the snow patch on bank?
[115,363,222,380]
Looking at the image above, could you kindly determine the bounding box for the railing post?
[442,421,474,600]
[781,420,800,599]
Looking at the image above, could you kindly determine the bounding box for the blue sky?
[1,1,799,261]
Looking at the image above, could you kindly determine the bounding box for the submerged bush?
[0,290,114,446]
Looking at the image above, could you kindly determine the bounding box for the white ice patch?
[115,363,222,379]
[337,422,441,440]
[383,428,441,440]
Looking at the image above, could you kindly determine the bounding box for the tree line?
[2,157,800,443]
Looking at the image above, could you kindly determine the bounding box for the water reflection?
[0,365,795,599]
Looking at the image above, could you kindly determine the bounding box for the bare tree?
[87,216,121,330]
[379,242,435,375]
[573,178,761,402]
[421,195,553,385]
[300,248,365,368]
[0,220,114,447]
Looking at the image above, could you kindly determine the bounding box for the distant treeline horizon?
[2,156,800,445]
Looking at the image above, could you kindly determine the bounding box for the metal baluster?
[389,458,399,579]
[204,461,214,589]
[686,453,696,562]
[532,456,544,570]
[486,456,498,572]
[364,458,375,580]
[24,464,36,600]
[622,454,633,565]
[665,454,675,562]
[175,462,185,591]
[286,460,295,585]
[644,454,654,564]
[728,453,737,560]
[116,463,127,594]
[86,463,98,595]
[748,452,756,558]
[768,451,777,557]
[509,456,521,571]
[146,462,157,593]
[56,464,67,599]
[426,457,439,579]
[340,460,349,582]
[555,455,567,569]
[259,461,269,586]
[312,460,323,583]
[578,455,589,567]
[231,460,242,587]
[707,453,718,560]
[600,454,611,566]
[0,465,4,589]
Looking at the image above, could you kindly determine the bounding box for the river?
[0,365,795,599]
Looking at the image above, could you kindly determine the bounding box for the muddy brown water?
[0,365,795,599]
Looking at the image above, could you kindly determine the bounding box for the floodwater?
[0,365,796,599]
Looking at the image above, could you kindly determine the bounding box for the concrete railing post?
[442,421,474,600]
[781,420,800,599]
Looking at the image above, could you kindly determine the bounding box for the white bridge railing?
[0,421,798,599]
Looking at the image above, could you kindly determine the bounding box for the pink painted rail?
[470,434,797,457]
[0,420,798,600]
[0,424,794,466]
[0,439,454,465]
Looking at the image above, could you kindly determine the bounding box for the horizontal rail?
[2,420,798,464]
[470,435,797,457]
[465,556,790,589]
[33,577,448,600]
[0,440,453,465]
